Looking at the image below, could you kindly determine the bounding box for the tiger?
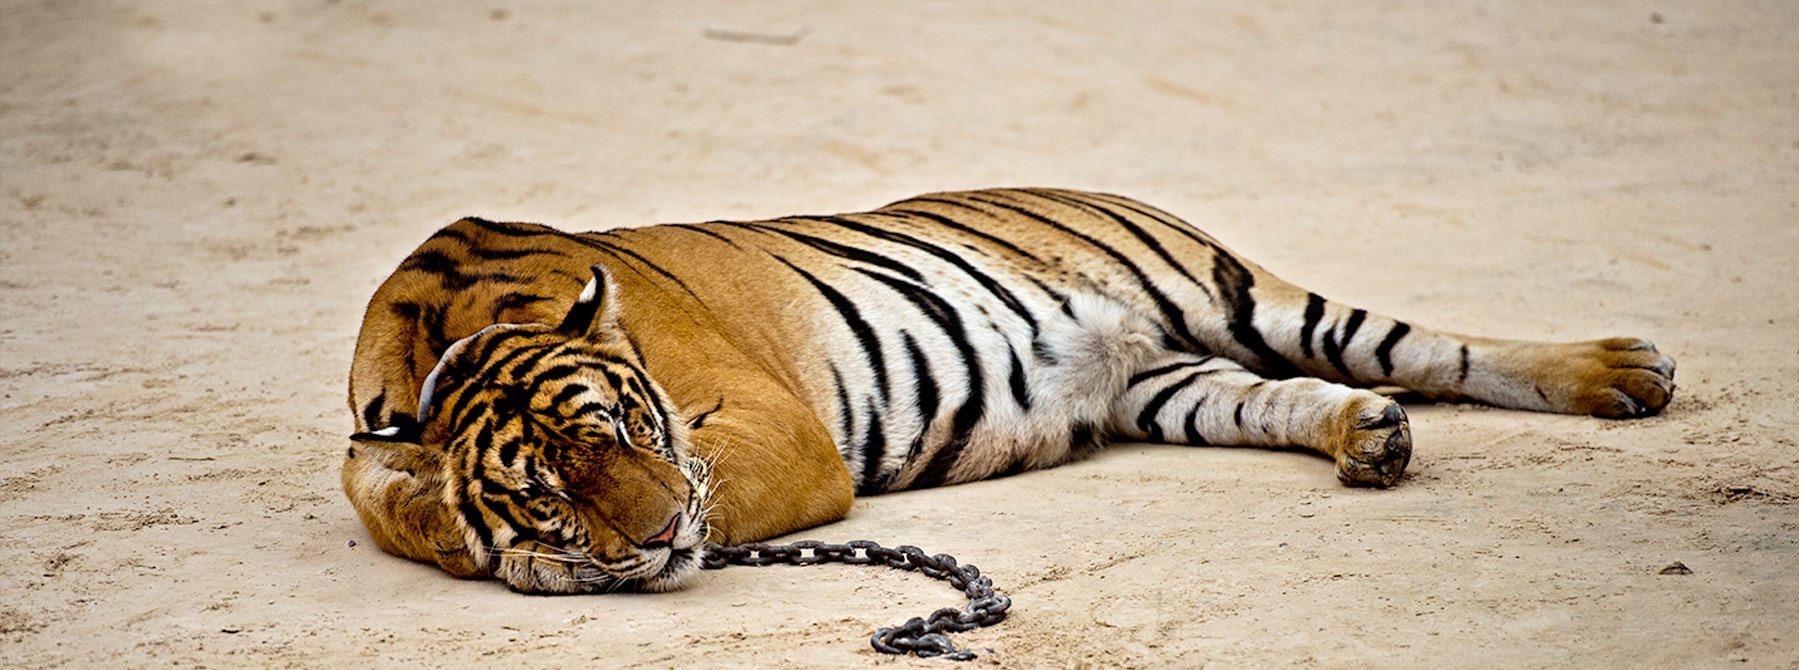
[344,188,1674,594]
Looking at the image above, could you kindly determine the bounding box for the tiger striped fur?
[345,188,1675,594]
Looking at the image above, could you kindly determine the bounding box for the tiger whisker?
[490,544,590,565]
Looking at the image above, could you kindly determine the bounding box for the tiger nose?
[640,514,679,549]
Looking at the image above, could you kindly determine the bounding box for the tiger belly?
[830,292,1165,493]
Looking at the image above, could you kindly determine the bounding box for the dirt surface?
[3,2,1796,668]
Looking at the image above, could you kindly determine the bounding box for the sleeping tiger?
[344,188,1674,594]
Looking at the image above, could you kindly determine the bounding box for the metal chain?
[700,539,1012,661]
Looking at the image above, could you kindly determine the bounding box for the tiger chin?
[343,188,1674,594]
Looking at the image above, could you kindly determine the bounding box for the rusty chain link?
[701,539,1011,660]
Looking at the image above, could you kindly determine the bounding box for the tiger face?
[357,266,710,593]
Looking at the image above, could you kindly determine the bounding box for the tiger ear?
[557,264,623,339]
[351,424,421,444]
[348,426,433,470]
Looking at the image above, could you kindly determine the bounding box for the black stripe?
[570,401,611,419]
[466,245,567,261]
[361,391,386,430]
[579,236,706,306]
[497,435,521,469]
[466,218,559,238]
[688,397,724,429]
[1069,421,1097,454]
[743,223,926,283]
[525,496,557,522]
[1082,191,1230,251]
[1134,371,1209,442]
[1299,293,1326,359]
[669,223,743,248]
[441,334,552,430]
[1127,357,1217,387]
[876,202,1044,263]
[1374,323,1411,378]
[1458,344,1471,385]
[1087,192,1300,375]
[388,300,420,337]
[551,384,589,409]
[1183,405,1211,446]
[449,389,495,439]
[390,300,451,366]
[459,501,494,552]
[399,250,529,291]
[899,331,940,458]
[498,341,559,384]
[436,338,519,428]
[620,330,647,368]
[616,363,674,455]
[820,215,1041,338]
[1022,189,1215,302]
[868,342,924,491]
[1322,309,1367,380]
[1211,254,1300,377]
[470,322,534,368]
[467,415,497,480]
[426,226,470,245]
[855,396,887,496]
[777,257,893,435]
[852,270,986,490]
[619,373,648,407]
[490,292,556,322]
[964,191,1209,355]
[524,364,583,396]
[419,302,451,360]
[829,364,854,446]
[1006,346,1031,411]
[520,453,551,493]
[1342,309,1367,346]
[476,487,538,544]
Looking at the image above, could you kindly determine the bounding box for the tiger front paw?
[1333,396,1413,488]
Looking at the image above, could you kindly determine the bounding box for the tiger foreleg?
[1110,353,1412,487]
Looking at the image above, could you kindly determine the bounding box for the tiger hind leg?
[1109,352,1412,487]
[1084,191,1675,418]
[1228,278,1676,419]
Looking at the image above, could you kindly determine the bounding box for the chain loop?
[701,539,1011,661]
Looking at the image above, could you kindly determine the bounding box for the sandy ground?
[3,1,1796,668]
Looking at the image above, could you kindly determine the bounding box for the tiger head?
[350,265,711,594]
